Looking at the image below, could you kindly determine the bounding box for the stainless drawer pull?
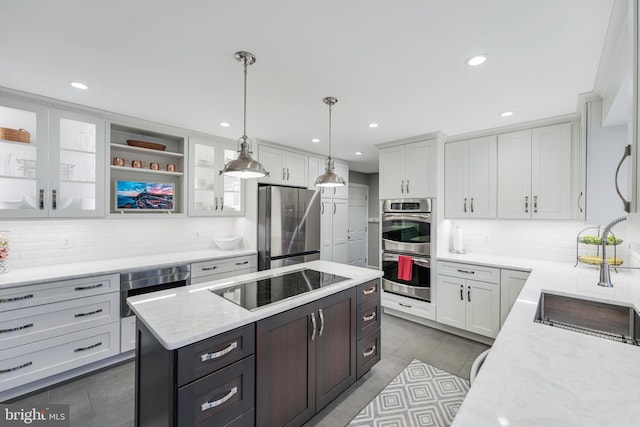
[310,312,317,341]
[362,286,376,295]
[0,323,33,334]
[235,261,249,266]
[0,294,34,303]
[399,303,412,308]
[75,283,103,291]
[200,341,238,362]
[74,342,102,353]
[457,269,475,274]
[201,266,218,271]
[74,308,103,318]
[362,312,376,322]
[0,361,32,374]
[201,386,237,412]
[363,345,376,358]
[318,309,325,337]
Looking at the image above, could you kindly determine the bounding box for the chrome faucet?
[598,216,627,287]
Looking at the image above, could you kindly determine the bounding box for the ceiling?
[0,0,615,173]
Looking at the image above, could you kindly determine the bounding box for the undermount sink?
[534,292,640,346]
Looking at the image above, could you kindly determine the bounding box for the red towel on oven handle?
[397,255,414,281]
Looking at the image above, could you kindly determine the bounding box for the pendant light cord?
[328,101,332,160]
[242,57,248,143]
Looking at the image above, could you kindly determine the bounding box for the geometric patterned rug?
[347,359,470,427]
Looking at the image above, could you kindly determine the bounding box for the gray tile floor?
[8,312,489,427]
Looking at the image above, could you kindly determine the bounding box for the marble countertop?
[127,260,383,350]
[438,253,640,427]
[0,248,256,288]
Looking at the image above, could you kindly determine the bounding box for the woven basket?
[0,127,30,143]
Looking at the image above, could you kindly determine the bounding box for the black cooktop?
[210,268,350,311]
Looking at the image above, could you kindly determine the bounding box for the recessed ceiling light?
[355,151,363,156]
[70,81,88,90]
[500,111,514,117]
[369,123,378,128]
[220,122,230,127]
[466,54,488,66]
[312,138,320,143]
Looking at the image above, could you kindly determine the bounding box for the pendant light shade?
[220,51,269,178]
[315,96,345,188]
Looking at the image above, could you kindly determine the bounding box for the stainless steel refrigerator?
[258,185,321,270]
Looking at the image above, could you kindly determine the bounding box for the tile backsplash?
[441,219,630,265]
[1,217,254,269]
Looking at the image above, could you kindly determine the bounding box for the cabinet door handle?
[200,341,238,362]
[318,308,325,337]
[220,197,224,211]
[0,323,33,334]
[525,196,529,213]
[333,203,336,215]
[74,283,103,291]
[74,308,103,318]
[39,189,44,210]
[201,386,238,412]
[235,261,249,266]
[460,285,464,300]
[456,269,475,275]
[362,286,376,295]
[310,312,317,341]
[0,294,34,303]
[470,197,474,213]
[463,198,467,213]
[363,312,376,322]
[0,361,32,374]
[363,345,376,358]
[282,168,286,180]
[333,187,336,195]
[286,168,290,181]
[406,180,410,194]
[401,180,404,194]
[399,302,412,308]
[615,144,631,212]
[74,342,102,353]
[52,189,57,210]
[201,266,218,271]
[215,197,219,211]
[321,203,324,214]
[467,287,471,302]
[533,195,538,213]
[577,191,584,213]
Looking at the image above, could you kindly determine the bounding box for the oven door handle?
[383,213,431,222]
[383,253,430,268]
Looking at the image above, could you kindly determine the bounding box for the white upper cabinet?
[257,144,308,187]
[379,139,436,199]
[0,97,105,218]
[497,123,572,219]
[445,136,497,218]
[188,136,244,216]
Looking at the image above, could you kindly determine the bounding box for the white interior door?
[347,184,368,267]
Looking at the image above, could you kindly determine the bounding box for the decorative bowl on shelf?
[577,255,623,266]
[213,236,242,251]
[578,235,622,245]
[126,140,166,151]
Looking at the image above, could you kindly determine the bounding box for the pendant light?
[219,51,269,178]
[314,97,345,187]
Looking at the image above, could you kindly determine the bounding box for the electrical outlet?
[60,235,73,249]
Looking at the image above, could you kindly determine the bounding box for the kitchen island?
[438,253,640,427]
[128,260,383,427]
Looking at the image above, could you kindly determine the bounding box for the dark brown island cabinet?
[135,279,381,427]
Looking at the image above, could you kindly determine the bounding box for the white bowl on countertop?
[213,236,242,250]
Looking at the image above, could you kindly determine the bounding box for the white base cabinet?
[436,262,501,338]
[0,274,120,393]
[500,269,530,325]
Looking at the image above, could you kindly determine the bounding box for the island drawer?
[437,261,500,284]
[357,299,380,340]
[0,274,119,312]
[191,255,257,279]
[178,324,255,386]
[356,328,381,379]
[178,355,255,427]
[357,279,380,306]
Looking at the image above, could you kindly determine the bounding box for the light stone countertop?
[0,248,256,288]
[438,252,640,427]
[127,260,383,350]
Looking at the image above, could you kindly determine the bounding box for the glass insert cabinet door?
[189,137,244,216]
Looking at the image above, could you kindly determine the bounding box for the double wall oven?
[381,199,432,302]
